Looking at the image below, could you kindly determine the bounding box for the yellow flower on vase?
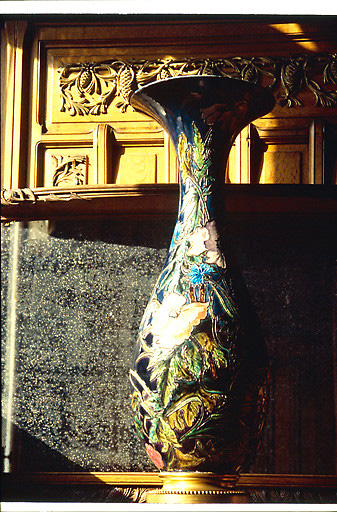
[178,132,192,182]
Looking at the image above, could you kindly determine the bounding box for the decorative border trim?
[1,187,37,205]
[57,54,337,115]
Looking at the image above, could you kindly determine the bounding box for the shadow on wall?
[2,418,84,472]
[1,419,144,503]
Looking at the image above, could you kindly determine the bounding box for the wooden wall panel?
[1,21,28,189]
[262,148,303,184]
[1,18,336,189]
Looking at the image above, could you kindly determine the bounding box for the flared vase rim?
[131,74,274,106]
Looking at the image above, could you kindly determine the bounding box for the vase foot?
[146,472,249,504]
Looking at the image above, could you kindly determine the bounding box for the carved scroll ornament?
[58,54,337,116]
[1,188,36,205]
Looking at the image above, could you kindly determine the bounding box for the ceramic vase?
[130,76,275,473]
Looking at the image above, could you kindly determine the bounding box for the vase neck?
[174,121,231,223]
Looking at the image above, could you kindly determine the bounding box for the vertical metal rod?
[2,221,21,472]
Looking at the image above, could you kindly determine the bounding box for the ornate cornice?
[57,54,337,116]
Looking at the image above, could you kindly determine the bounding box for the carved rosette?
[57,54,337,115]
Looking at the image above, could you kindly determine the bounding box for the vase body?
[130,76,275,473]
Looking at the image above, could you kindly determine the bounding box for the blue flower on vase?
[188,263,214,286]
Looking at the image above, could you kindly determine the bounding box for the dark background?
[1,212,336,476]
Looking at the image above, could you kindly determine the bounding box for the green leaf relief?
[133,416,146,440]
[178,132,192,182]
[148,417,160,444]
[206,276,239,319]
[149,416,181,453]
[181,339,203,380]
[192,123,205,169]
[149,344,199,411]
[211,345,229,369]
[157,418,182,451]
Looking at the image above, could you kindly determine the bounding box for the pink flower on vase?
[201,103,231,128]
[204,220,226,268]
[145,443,164,469]
[201,99,249,134]
[187,225,209,256]
[187,220,226,268]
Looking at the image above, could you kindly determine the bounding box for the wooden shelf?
[3,471,337,488]
[1,184,336,222]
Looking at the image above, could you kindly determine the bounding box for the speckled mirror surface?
[1,214,336,474]
[1,218,173,472]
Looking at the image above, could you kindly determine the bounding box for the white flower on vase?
[187,220,226,268]
[151,292,186,335]
[151,292,208,351]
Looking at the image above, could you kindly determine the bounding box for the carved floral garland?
[58,54,337,116]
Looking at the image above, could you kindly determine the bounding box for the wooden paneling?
[2,17,336,191]
[262,149,303,183]
[0,21,28,189]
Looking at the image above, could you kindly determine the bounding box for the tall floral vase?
[129,76,275,503]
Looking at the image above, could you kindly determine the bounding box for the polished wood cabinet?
[1,17,337,193]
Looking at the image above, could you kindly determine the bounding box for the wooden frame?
[3,472,337,503]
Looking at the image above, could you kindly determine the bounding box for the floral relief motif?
[201,97,249,135]
[150,293,208,351]
[187,263,214,286]
[58,54,336,116]
[145,443,164,469]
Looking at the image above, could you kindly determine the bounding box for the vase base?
[146,472,249,504]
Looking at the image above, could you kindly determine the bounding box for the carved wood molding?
[5,471,336,487]
[1,187,37,205]
[57,54,337,116]
[1,184,337,222]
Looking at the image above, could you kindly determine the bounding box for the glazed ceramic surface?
[130,76,275,473]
